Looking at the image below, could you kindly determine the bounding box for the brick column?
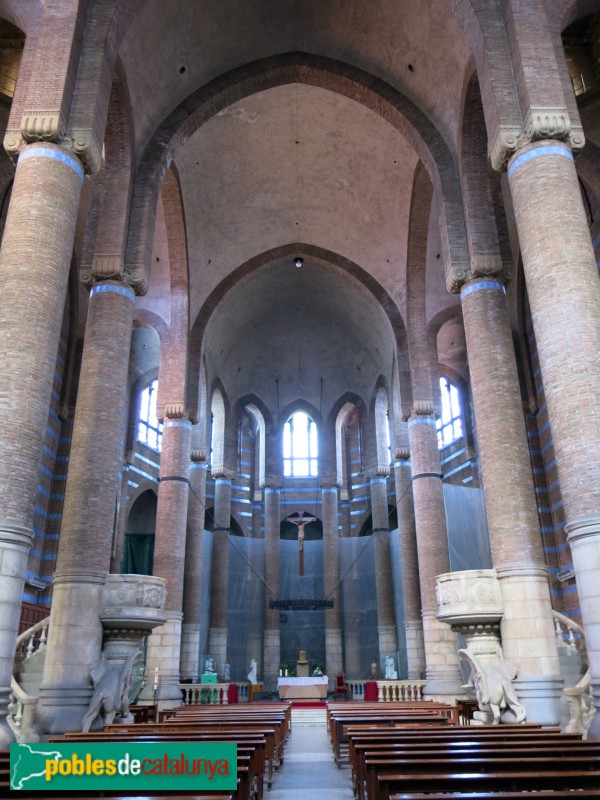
[38,280,135,735]
[208,475,232,670]
[461,277,562,722]
[408,413,464,700]
[507,141,600,735]
[180,446,208,682]
[0,143,84,744]
[393,448,425,679]
[140,418,191,708]
[323,485,343,684]
[263,486,281,689]
[369,475,398,662]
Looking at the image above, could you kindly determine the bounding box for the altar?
[276,676,328,699]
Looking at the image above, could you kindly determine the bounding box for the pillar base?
[180,623,201,682]
[511,675,563,726]
[37,684,96,735]
[423,667,467,703]
[0,686,15,745]
[138,612,183,710]
[325,628,343,689]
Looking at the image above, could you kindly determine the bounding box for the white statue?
[223,662,231,682]
[205,656,214,673]
[247,658,257,684]
[385,655,397,679]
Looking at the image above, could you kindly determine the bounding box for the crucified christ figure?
[286,511,316,576]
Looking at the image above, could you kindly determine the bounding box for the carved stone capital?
[124,265,148,297]
[164,402,185,420]
[211,464,236,481]
[92,255,125,283]
[412,400,434,416]
[190,449,207,463]
[21,109,65,143]
[364,465,390,480]
[489,125,521,172]
[445,259,472,294]
[70,128,102,175]
[393,446,410,461]
[524,106,570,144]
[470,252,504,280]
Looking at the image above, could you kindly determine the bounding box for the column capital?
[4,115,103,174]
[393,447,410,461]
[162,403,187,421]
[190,449,208,463]
[490,111,584,173]
[364,465,390,480]
[211,465,235,481]
[411,400,434,417]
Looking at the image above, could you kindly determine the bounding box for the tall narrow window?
[436,377,463,448]
[138,379,162,451]
[283,411,318,477]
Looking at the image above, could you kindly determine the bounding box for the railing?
[14,617,49,665]
[346,679,426,701]
[9,616,50,741]
[553,610,595,736]
[179,682,250,705]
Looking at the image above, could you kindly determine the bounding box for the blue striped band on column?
[90,283,135,301]
[163,419,191,430]
[408,417,435,427]
[264,487,280,495]
[507,144,573,177]
[460,279,505,299]
[19,145,84,182]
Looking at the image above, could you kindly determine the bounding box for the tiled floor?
[267,709,354,799]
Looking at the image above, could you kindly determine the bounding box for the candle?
[285,669,288,676]
[153,667,159,691]
[279,669,282,676]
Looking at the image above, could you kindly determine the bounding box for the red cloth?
[364,681,378,701]
[227,683,239,704]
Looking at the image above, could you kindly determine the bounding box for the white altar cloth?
[277,676,328,699]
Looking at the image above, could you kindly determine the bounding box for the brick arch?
[186,242,410,423]
[406,162,435,410]
[449,1,522,161]
[458,74,505,275]
[156,167,189,419]
[125,52,469,293]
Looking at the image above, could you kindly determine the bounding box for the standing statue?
[247,658,257,684]
[204,656,214,673]
[459,648,526,725]
[223,662,231,682]
[385,656,397,679]
[370,659,378,679]
[81,650,141,732]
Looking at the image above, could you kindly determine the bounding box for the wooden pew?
[376,768,600,800]
[389,793,600,800]
[328,712,448,764]
[354,740,600,800]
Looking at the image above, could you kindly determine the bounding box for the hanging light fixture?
[294,256,304,268]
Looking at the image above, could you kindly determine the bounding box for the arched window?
[138,379,162,451]
[436,377,463,448]
[283,411,318,477]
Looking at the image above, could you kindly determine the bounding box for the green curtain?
[121,533,154,575]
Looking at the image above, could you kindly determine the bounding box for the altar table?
[277,676,328,699]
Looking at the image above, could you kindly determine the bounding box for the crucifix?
[286,511,316,576]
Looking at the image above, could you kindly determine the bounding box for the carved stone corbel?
[393,447,410,461]
[190,449,207,463]
[445,260,472,294]
[70,128,103,175]
[124,265,148,297]
[164,402,186,420]
[20,109,65,143]
[489,126,521,172]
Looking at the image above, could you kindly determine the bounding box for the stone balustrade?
[346,679,426,701]
[179,682,250,704]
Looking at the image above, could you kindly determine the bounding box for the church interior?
[0,0,599,757]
